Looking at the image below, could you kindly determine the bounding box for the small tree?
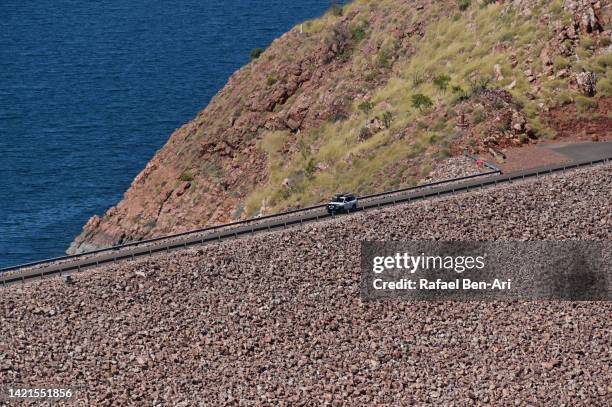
[382,111,393,128]
[378,47,392,68]
[250,48,264,61]
[358,100,374,117]
[305,159,317,180]
[411,94,434,111]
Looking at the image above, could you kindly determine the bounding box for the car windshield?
[332,197,344,203]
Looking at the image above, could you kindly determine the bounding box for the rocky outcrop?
[68,0,612,253]
[571,71,598,96]
[564,0,605,33]
[66,1,430,253]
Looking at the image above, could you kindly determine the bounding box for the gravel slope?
[1,164,610,406]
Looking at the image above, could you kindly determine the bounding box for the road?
[542,141,612,162]
[1,148,610,287]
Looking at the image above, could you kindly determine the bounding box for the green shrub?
[496,120,510,132]
[528,118,556,139]
[305,159,317,180]
[596,77,612,98]
[421,163,432,176]
[549,0,563,15]
[178,171,194,182]
[411,94,434,111]
[437,148,452,158]
[473,109,485,124]
[556,91,573,106]
[358,100,374,116]
[577,47,593,60]
[458,0,471,11]
[433,74,451,92]
[338,49,352,62]
[451,86,469,103]
[580,36,594,50]
[595,53,612,70]
[554,56,571,70]
[350,26,367,42]
[378,47,392,68]
[250,48,264,60]
[364,70,379,82]
[416,121,429,130]
[575,95,597,112]
[331,112,349,122]
[382,111,393,128]
[298,138,309,160]
[492,97,506,110]
[543,79,566,91]
[469,76,492,96]
[432,119,447,131]
[358,126,371,140]
[267,74,278,86]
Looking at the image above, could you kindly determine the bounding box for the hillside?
[4,164,611,405]
[68,0,611,253]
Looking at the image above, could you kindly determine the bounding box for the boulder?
[366,117,385,133]
[580,6,601,33]
[511,111,526,132]
[571,71,597,96]
[494,64,504,81]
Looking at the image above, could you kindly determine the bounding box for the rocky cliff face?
[68,0,611,254]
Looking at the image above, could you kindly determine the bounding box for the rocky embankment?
[2,164,611,406]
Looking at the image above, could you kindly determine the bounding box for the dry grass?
[241,0,608,216]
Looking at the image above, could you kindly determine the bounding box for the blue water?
[0,0,342,268]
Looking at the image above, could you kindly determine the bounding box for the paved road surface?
[542,141,612,162]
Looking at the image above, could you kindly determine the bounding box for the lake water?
[0,0,340,268]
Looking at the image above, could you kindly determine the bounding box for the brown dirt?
[490,146,570,173]
[486,97,612,173]
[544,98,612,143]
